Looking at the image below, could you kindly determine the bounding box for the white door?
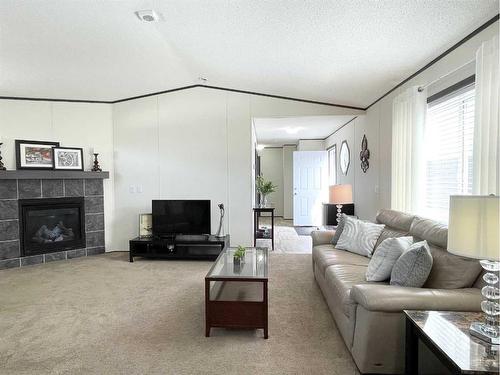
[293,151,328,226]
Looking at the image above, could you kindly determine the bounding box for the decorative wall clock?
[360,134,370,173]
[339,140,350,175]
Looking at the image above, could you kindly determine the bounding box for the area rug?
[0,252,359,375]
[294,226,319,236]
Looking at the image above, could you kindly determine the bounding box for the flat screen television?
[152,200,211,236]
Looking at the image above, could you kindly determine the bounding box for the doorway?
[252,115,356,253]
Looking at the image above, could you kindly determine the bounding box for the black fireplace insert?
[19,197,86,256]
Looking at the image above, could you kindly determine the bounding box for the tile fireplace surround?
[0,171,109,270]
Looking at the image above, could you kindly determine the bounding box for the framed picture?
[15,140,60,170]
[53,147,84,171]
[139,213,153,238]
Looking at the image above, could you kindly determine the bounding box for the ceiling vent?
[135,10,159,22]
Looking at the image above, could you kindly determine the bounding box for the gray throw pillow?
[331,214,347,245]
[390,240,433,287]
[366,236,414,281]
[336,216,385,258]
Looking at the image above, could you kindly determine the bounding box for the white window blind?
[328,145,337,185]
[421,84,475,222]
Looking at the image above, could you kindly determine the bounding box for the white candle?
[92,147,100,155]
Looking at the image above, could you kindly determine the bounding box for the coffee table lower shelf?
[205,279,268,339]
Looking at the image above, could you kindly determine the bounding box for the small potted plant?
[233,245,246,268]
[256,175,277,207]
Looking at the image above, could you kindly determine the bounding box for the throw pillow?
[366,236,414,281]
[336,216,385,257]
[390,240,433,287]
[331,213,347,246]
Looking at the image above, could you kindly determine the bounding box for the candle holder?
[91,153,102,172]
[0,143,6,171]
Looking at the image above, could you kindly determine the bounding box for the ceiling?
[254,115,355,146]
[0,1,498,107]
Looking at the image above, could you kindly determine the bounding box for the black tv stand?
[129,235,229,262]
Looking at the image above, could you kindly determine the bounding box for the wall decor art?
[339,140,350,175]
[15,139,60,170]
[53,147,84,171]
[360,134,370,173]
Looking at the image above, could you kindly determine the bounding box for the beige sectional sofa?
[312,209,484,374]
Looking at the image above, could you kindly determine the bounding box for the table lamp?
[447,195,500,344]
[329,184,353,224]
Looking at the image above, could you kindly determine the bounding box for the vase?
[259,194,268,208]
[233,257,241,266]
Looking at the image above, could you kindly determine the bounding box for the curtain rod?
[417,59,475,92]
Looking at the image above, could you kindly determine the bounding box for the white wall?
[297,139,324,151]
[0,99,115,247]
[112,87,362,250]
[260,147,284,216]
[282,145,296,219]
[324,20,499,221]
[258,144,297,219]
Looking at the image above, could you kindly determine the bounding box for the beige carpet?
[0,252,359,375]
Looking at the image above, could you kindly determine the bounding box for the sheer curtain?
[391,86,427,213]
[473,35,499,195]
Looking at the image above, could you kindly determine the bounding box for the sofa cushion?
[424,245,483,289]
[376,209,415,232]
[336,216,385,257]
[374,227,410,250]
[331,214,346,245]
[325,264,383,318]
[366,236,414,281]
[313,245,370,276]
[409,217,448,248]
[390,241,433,287]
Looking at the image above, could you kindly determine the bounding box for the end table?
[405,310,499,374]
[253,207,274,251]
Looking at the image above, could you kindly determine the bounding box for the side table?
[253,207,274,251]
[405,310,499,374]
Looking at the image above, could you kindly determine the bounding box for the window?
[328,145,337,185]
[421,81,475,222]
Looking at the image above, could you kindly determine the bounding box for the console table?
[129,235,229,262]
[253,207,274,250]
[405,310,499,374]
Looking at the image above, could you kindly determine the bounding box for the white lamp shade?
[447,195,499,261]
[329,184,353,205]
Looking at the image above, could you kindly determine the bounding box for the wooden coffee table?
[205,247,268,339]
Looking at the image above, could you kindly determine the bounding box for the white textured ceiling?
[0,1,498,106]
[254,116,355,146]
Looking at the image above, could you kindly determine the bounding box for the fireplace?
[19,197,86,257]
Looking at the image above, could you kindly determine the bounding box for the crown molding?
[364,14,499,110]
[0,84,364,110]
[1,14,497,110]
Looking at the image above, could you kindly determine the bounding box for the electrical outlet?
[137,185,143,194]
[129,185,136,194]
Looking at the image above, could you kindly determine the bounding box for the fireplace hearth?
[19,197,86,256]
[0,174,107,270]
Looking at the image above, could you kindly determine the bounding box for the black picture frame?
[52,147,84,171]
[15,139,60,170]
